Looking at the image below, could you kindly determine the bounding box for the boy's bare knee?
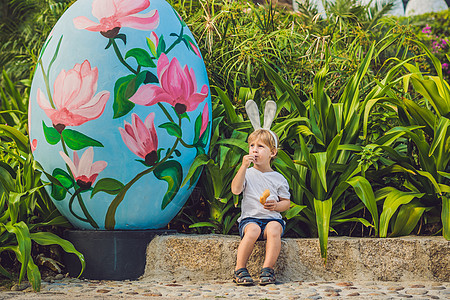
[243,223,261,240]
[264,222,282,239]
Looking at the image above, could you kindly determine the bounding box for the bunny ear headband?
[245,100,278,148]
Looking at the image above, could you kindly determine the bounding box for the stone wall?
[143,234,449,282]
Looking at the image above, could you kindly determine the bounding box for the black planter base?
[63,229,176,280]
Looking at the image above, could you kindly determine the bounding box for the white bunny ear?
[245,100,261,130]
[263,100,277,129]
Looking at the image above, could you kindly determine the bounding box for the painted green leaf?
[144,70,158,84]
[193,113,202,144]
[51,168,74,201]
[42,122,60,145]
[154,160,182,210]
[159,122,182,138]
[113,73,146,118]
[125,48,156,68]
[115,33,127,45]
[91,178,124,198]
[146,36,157,57]
[62,129,103,151]
[156,35,166,57]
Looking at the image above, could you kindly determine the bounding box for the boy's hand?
[264,199,277,211]
[242,155,255,168]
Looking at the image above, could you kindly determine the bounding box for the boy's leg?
[235,223,261,270]
[262,221,283,269]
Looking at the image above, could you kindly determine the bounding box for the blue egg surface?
[29,0,211,230]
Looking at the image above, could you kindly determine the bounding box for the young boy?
[231,129,291,285]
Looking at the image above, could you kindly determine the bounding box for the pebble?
[10,282,31,291]
[1,279,448,299]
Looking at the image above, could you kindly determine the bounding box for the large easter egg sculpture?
[29,0,211,230]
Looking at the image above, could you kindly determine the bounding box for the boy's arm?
[264,197,290,212]
[231,155,254,195]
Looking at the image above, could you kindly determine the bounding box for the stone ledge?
[143,234,449,282]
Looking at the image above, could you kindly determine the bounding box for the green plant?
[182,86,250,234]
[0,0,74,84]
[0,72,84,291]
[0,125,85,291]
[364,40,450,240]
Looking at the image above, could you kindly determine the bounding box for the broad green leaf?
[331,217,374,228]
[125,48,156,67]
[189,222,219,229]
[42,121,61,145]
[154,160,183,209]
[403,98,436,136]
[159,122,182,138]
[31,231,85,277]
[0,165,14,192]
[314,198,332,262]
[311,152,327,193]
[346,176,378,234]
[410,76,449,117]
[390,202,426,237]
[26,258,41,291]
[417,170,441,195]
[0,124,29,152]
[285,204,307,219]
[214,86,239,123]
[217,138,248,152]
[443,196,450,240]
[3,222,31,284]
[181,154,212,187]
[429,117,450,157]
[0,264,12,279]
[62,129,103,151]
[91,178,124,197]
[263,62,306,116]
[379,189,424,237]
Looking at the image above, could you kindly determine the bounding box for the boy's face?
[248,138,276,167]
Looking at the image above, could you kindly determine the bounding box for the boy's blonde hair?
[248,129,279,153]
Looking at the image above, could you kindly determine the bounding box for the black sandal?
[233,268,254,285]
[259,267,276,285]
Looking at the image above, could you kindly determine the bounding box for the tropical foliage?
[0,72,85,291]
[1,0,450,275]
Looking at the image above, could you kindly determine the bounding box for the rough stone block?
[142,235,449,282]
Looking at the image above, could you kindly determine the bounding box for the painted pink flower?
[119,113,158,166]
[189,41,202,59]
[147,31,159,57]
[31,139,37,153]
[37,60,110,132]
[129,53,208,114]
[200,103,209,137]
[60,147,107,190]
[73,0,159,38]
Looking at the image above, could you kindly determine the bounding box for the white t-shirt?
[237,167,291,222]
